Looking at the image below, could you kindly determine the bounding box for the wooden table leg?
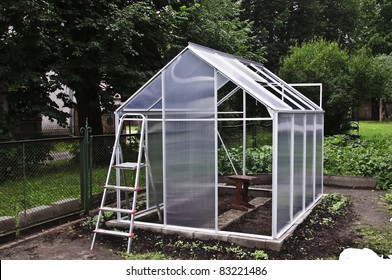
[241,181,255,208]
[228,180,248,211]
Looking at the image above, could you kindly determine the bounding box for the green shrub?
[324,135,392,190]
[218,145,272,175]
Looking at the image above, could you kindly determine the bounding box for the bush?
[324,135,392,190]
[218,146,272,175]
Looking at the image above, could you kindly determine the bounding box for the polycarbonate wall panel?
[124,75,162,110]
[164,50,214,118]
[293,114,305,217]
[165,121,215,228]
[305,114,315,206]
[147,120,163,208]
[315,114,323,197]
[277,113,292,233]
[163,51,216,228]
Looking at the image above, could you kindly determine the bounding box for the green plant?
[121,252,169,260]
[385,193,392,214]
[80,212,114,230]
[154,240,164,248]
[356,226,392,257]
[324,135,392,190]
[250,250,268,260]
[225,245,248,259]
[218,145,272,175]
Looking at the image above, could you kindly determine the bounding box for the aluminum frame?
[114,42,324,241]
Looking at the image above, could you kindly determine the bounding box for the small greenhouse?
[114,42,324,243]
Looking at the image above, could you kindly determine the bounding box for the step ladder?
[90,113,162,254]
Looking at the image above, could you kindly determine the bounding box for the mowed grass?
[0,165,147,217]
[359,121,392,138]
[0,167,107,217]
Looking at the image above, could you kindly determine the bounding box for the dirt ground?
[0,186,390,260]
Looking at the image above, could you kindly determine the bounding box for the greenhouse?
[113,42,324,244]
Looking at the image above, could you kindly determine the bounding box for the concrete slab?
[104,194,324,252]
[324,175,377,189]
[193,231,223,242]
[18,205,56,227]
[0,216,16,233]
[162,228,194,239]
[51,198,80,216]
[228,234,266,249]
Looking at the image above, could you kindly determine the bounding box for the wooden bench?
[228,175,258,211]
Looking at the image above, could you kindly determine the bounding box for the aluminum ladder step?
[104,185,140,191]
[99,207,137,215]
[112,162,147,170]
[93,229,134,238]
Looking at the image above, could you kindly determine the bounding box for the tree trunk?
[75,85,103,135]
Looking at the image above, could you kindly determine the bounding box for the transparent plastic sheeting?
[306,115,314,206]
[188,44,291,111]
[147,120,163,208]
[277,114,291,232]
[276,113,323,235]
[316,114,323,197]
[164,51,215,228]
[165,51,215,116]
[124,74,162,110]
[293,114,305,217]
[165,121,215,228]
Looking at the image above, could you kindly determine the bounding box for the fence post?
[80,119,92,214]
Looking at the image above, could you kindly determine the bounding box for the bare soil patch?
[0,186,390,260]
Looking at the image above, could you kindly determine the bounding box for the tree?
[375,55,392,101]
[348,49,386,110]
[1,0,261,137]
[0,0,69,139]
[240,0,359,70]
[279,40,352,135]
[166,0,266,63]
[47,0,178,135]
[355,0,392,55]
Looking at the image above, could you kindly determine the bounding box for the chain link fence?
[0,137,83,237]
[0,131,143,239]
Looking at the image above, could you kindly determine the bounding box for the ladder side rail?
[90,116,126,251]
[127,115,146,252]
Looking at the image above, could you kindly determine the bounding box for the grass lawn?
[358,121,392,138]
[0,165,147,218]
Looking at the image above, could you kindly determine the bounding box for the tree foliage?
[0,0,390,139]
[355,0,392,55]
[375,55,392,101]
[279,40,388,134]
[0,0,68,130]
[240,0,359,70]
[46,0,177,134]
[172,0,266,62]
[279,40,352,135]
[0,0,263,137]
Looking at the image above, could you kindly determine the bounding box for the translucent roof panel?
[118,42,323,114]
[188,43,322,112]
[188,43,291,111]
[123,74,162,110]
[249,64,321,110]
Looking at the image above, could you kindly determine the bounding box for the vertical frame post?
[80,118,92,214]
[242,89,246,175]
[272,112,278,238]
